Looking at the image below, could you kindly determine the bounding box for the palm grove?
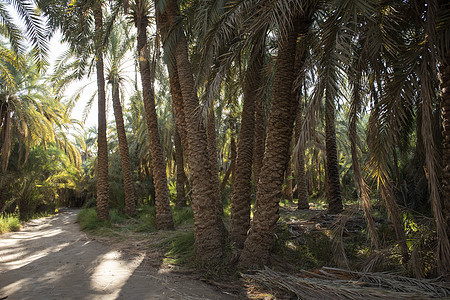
[1,0,450,277]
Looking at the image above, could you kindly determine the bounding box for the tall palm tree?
[91,2,109,221]
[106,22,136,216]
[239,4,315,267]
[230,41,264,248]
[173,124,186,207]
[156,0,225,261]
[294,94,309,210]
[133,0,174,230]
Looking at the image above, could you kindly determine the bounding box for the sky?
[49,31,99,130]
[49,30,139,132]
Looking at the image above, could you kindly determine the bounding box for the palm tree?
[132,0,174,230]
[230,41,264,248]
[239,4,315,267]
[294,93,309,210]
[1,0,49,67]
[106,22,136,216]
[156,0,225,261]
[439,4,450,245]
[0,53,80,215]
[91,2,109,221]
[173,124,186,207]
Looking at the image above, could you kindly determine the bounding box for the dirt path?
[0,210,235,300]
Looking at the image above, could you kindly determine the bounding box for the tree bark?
[239,16,308,268]
[111,82,136,216]
[253,86,265,186]
[220,137,236,191]
[440,50,450,248]
[94,5,109,221]
[230,44,263,248]
[294,103,309,209]
[136,13,174,230]
[283,161,294,202]
[207,109,223,216]
[325,88,343,214]
[174,125,186,207]
[158,0,225,261]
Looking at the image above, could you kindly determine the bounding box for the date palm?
[239,1,316,267]
[155,0,225,260]
[106,22,136,216]
[131,0,174,229]
[40,0,110,220]
[0,53,80,214]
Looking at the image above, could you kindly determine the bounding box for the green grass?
[76,208,110,230]
[76,205,196,235]
[0,214,22,234]
[172,206,194,226]
[164,231,195,265]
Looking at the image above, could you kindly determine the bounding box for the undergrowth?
[0,214,21,234]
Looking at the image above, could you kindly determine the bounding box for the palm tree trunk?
[207,109,223,216]
[174,125,186,207]
[253,89,265,186]
[422,33,450,273]
[440,50,450,249]
[159,0,225,261]
[136,13,174,230]
[220,137,236,191]
[169,66,188,151]
[230,44,263,248]
[239,16,307,268]
[294,102,309,209]
[283,162,294,202]
[111,83,136,216]
[325,88,343,214]
[94,5,109,221]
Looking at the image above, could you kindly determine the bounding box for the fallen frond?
[242,267,450,299]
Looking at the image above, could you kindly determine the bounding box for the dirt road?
[0,210,235,300]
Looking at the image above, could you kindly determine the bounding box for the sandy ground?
[0,210,235,300]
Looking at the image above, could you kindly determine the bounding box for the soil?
[0,209,236,300]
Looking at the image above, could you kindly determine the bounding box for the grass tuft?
[76,208,110,230]
[164,231,195,265]
[172,207,194,226]
[0,214,21,234]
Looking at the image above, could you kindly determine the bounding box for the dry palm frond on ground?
[242,266,450,299]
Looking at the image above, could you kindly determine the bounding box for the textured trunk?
[350,72,379,249]
[94,6,109,221]
[220,137,236,191]
[325,88,343,214]
[317,156,321,193]
[174,126,186,207]
[283,162,294,202]
[170,67,188,151]
[111,83,136,216]
[1,109,11,173]
[239,17,306,268]
[159,0,224,261]
[440,50,450,250]
[0,187,7,215]
[207,110,223,216]
[422,30,450,273]
[294,104,309,209]
[253,88,265,186]
[230,45,263,248]
[136,13,174,230]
